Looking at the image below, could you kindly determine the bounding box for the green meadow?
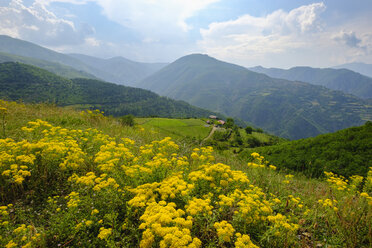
[136,117,212,140]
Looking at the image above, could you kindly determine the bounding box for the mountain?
[250,121,372,178]
[69,53,168,86]
[139,54,371,140]
[0,35,166,86]
[0,62,216,118]
[0,51,96,79]
[333,62,372,78]
[249,66,372,99]
[0,35,94,71]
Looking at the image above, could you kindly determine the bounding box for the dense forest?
[244,121,372,178]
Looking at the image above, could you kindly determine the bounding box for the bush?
[245,126,253,134]
[120,114,135,126]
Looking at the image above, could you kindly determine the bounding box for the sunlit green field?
[136,117,212,140]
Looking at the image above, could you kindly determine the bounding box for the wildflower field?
[0,100,371,247]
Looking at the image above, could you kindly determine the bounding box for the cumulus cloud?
[199,2,328,66]
[0,0,94,46]
[93,0,219,33]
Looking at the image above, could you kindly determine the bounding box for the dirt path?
[203,126,217,141]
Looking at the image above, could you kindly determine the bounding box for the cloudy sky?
[0,0,371,68]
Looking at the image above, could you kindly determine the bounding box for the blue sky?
[0,0,372,68]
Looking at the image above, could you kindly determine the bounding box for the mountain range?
[249,66,372,99]
[0,35,166,86]
[139,54,371,139]
[0,35,371,140]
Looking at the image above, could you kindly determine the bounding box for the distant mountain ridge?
[0,35,167,86]
[0,51,96,79]
[139,54,371,140]
[333,62,372,78]
[69,53,168,86]
[0,62,216,118]
[249,66,372,99]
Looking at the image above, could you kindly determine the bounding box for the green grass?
[136,117,212,140]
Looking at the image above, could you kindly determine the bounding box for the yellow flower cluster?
[190,147,214,163]
[69,172,120,192]
[324,171,348,191]
[65,191,80,208]
[267,213,299,234]
[97,227,112,240]
[128,174,194,207]
[230,188,272,223]
[138,201,199,248]
[0,139,35,184]
[235,233,259,248]
[140,137,179,158]
[186,197,213,216]
[157,174,193,200]
[94,141,134,172]
[189,163,250,189]
[248,152,274,170]
[214,220,235,242]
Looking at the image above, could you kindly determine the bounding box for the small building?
[218,120,225,125]
[209,115,217,119]
[206,120,210,124]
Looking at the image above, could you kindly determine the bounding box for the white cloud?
[92,0,219,33]
[84,37,100,47]
[0,0,94,46]
[199,2,329,67]
[38,0,219,41]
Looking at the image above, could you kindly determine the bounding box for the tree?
[245,126,253,134]
[226,118,235,128]
[256,128,264,133]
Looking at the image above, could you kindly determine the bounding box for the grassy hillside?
[0,62,216,118]
[0,100,370,247]
[135,117,282,151]
[0,51,96,79]
[250,66,372,99]
[245,122,372,178]
[136,118,212,140]
[139,54,371,140]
